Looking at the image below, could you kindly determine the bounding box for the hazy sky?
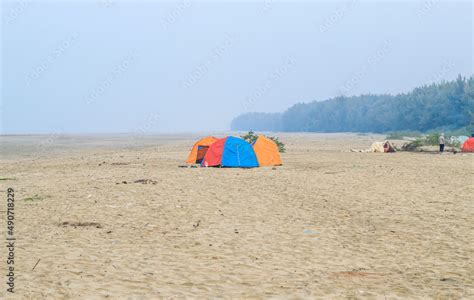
[1,0,472,134]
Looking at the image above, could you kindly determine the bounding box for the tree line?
[231,75,473,134]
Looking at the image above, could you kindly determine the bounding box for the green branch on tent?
[241,131,286,153]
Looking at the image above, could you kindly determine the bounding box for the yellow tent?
[253,135,282,166]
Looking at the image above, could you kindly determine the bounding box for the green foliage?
[240,130,258,144]
[232,75,474,134]
[451,140,461,148]
[401,132,465,151]
[240,131,286,153]
[425,133,441,146]
[267,136,286,153]
[401,139,424,151]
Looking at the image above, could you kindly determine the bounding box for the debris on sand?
[0,177,16,181]
[111,162,130,166]
[24,194,45,202]
[99,162,130,166]
[116,179,158,185]
[303,229,320,235]
[134,179,158,185]
[32,259,41,271]
[60,221,103,229]
[331,268,383,278]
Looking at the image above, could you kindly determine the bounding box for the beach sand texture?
[0,133,472,298]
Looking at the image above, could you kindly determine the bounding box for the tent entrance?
[196,146,209,163]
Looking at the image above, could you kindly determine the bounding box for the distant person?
[439,133,445,153]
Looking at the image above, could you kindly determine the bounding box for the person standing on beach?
[439,133,445,153]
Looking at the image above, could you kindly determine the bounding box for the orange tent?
[462,137,474,152]
[253,135,282,166]
[186,136,218,164]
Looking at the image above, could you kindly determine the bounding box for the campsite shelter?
[369,141,395,153]
[186,136,218,164]
[201,136,259,168]
[462,137,474,152]
[253,135,282,166]
[383,141,396,153]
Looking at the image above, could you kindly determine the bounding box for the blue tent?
[201,136,259,168]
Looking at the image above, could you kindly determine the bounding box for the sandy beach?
[0,133,472,298]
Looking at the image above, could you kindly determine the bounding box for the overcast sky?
[1,0,472,134]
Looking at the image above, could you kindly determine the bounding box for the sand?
[0,133,472,298]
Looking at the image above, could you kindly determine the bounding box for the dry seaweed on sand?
[24,194,46,202]
[60,221,103,228]
[134,179,158,185]
[401,140,423,152]
[116,179,158,185]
